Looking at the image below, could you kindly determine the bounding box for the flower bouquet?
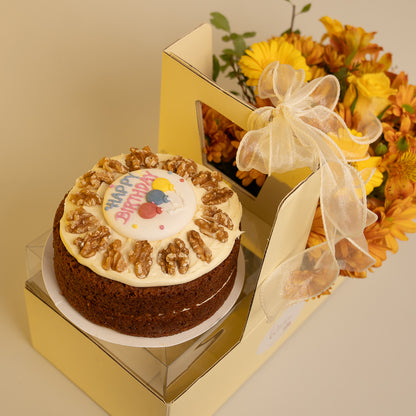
[203,3,416,291]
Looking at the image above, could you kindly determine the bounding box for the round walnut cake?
[52,146,242,337]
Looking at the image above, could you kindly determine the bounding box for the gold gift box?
[24,23,341,415]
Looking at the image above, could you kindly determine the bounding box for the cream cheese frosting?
[60,152,242,287]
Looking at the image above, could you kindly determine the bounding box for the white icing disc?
[102,169,196,241]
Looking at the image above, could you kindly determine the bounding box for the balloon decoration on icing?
[146,189,169,205]
[138,202,162,219]
[137,177,174,219]
[152,177,175,192]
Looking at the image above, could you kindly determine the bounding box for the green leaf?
[226,71,237,79]
[243,31,256,38]
[222,48,236,55]
[350,92,358,114]
[210,12,230,32]
[377,104,390,119]
[212,55,220,82]
[300,3,311,13]
[222,35,230,42]
[220,54,232,64]
[233,36,247,57]
[396,136,409,151]
[402,103,415,114]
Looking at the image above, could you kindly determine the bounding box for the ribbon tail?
[260,242,340,322]
[236,126,273,175]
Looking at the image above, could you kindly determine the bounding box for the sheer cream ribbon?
[236,62,383,321]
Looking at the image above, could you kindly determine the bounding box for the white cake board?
[42,233,245,348]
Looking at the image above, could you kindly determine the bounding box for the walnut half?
[161,156,197,179]
[73,225,110,258]
[194,218,228,243]
[191,170,222,190]
[77,170,114,190]
[187,230,212,263]
[125,146,159,171]
[201,187,233,206]
[65,208,99,234]
[69,189,102,207]
[129,240,153,278]
[157,238,190,275]
[201,206,234,230]
[102,239,127,272]
[97,157,128,174]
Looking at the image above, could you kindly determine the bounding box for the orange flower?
[390,71,408,90]
[202,103,241,163]
[387,84,416,125]
[282,32,325,67]
[377,197,416,253]
[381,151,416,201]
[235,168,266,188]
[320,16,382,67]
[362,219,390,268]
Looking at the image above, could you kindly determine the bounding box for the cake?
[52,146,242,338]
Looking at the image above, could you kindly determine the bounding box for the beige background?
[1,0,416,414]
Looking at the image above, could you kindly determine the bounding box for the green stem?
[290,3,296,33]
[231,58,256,105]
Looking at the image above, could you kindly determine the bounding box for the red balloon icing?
[138,202,158,219]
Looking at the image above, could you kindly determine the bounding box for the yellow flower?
[328,128,369,160]
[351,156,384,195]
[239,37,311,88]
[347,72,396,117]
[320,16,344,37]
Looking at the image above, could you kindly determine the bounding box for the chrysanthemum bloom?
[371,197,416,255]
[239,37,311,88]
[361,214,390,268]
[281,32,325,67]
[382,122,416,155]
[323,44,345,73]
[202,103,239,163]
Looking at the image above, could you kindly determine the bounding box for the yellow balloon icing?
[152,177,174,192]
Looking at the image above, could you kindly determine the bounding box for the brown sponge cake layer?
[53,198,240,337]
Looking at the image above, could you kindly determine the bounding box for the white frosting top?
[103,169,197,241]
[60,152,242,288]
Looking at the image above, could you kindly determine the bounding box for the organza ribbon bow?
[236,62,383,321]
